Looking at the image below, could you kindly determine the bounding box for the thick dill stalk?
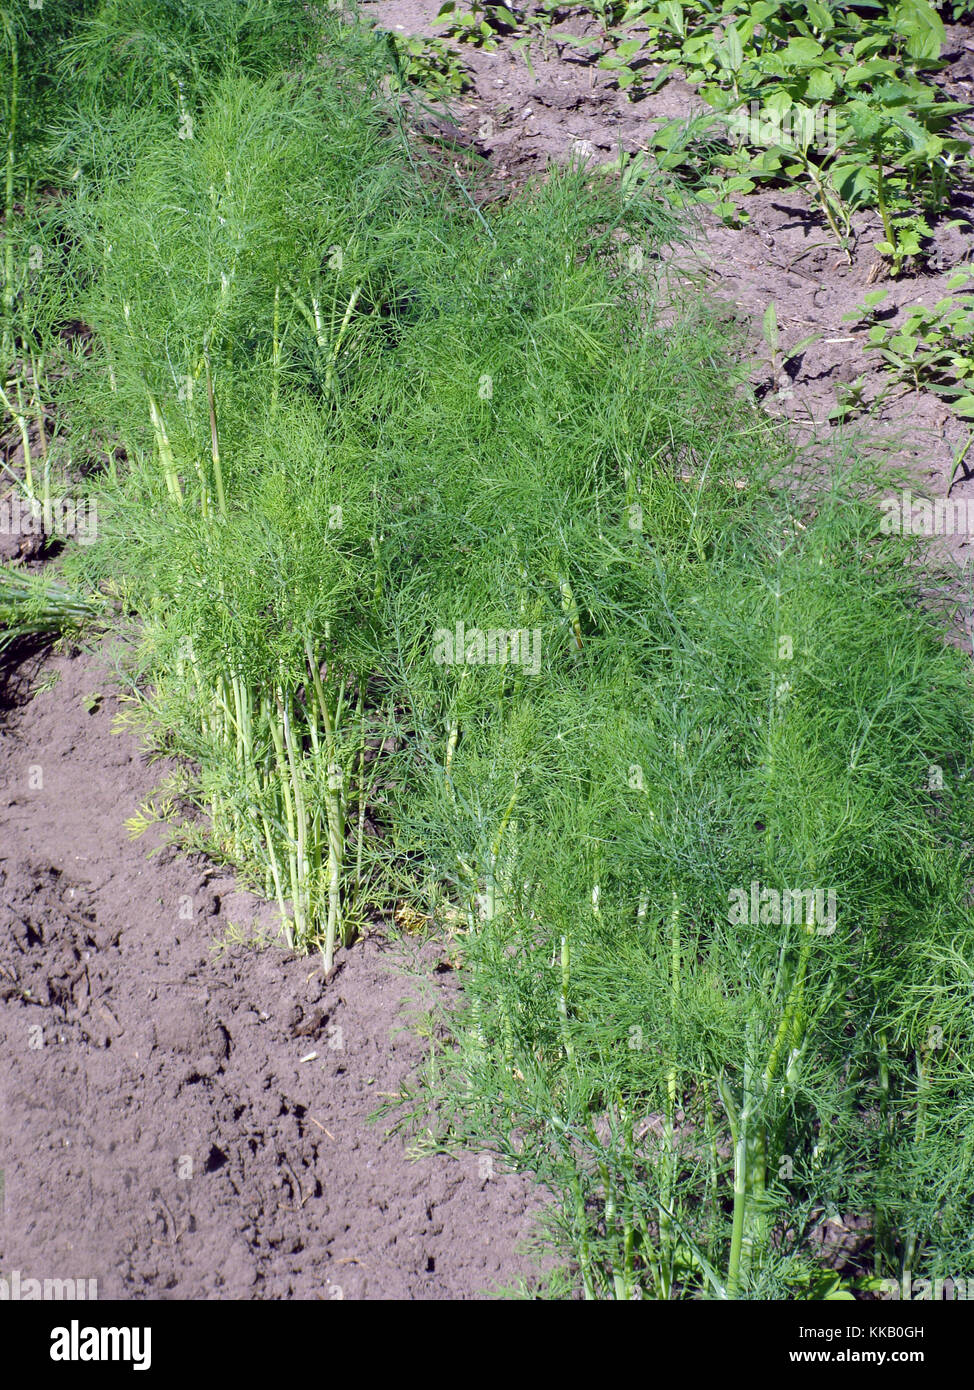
[659,889,682,1298]
[1,14,16,362]
[306,638,346,971]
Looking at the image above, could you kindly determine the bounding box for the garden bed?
[2,1,974,1306]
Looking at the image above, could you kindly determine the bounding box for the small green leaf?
[763,301,779,354]
[784,333,818,362]
[781,37,824,66]
[805,0,834,30]
[805,68,835,100]
[661,0,685,36]
[719,26,744,73]
[845,59,897,85]
[764,88,792,117]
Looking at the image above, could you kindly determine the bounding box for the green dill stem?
[445,716,459,789]
[741,1111,766,1286]
[203,352,227,515]
[280,692,310,925]
[259,808,292,947]
[621,1110,635,1301]
[306,639,345,969]
[102,243,118,393]
[269,696,302,941]
[310,293,325,351]
[31,355,48,509]
[660,889,682,1298]
[485,783,518,923]
[573,1174,596,1301]
[0,377,32,496]
[231,674,253,774]
[147,392,184,505]
[271,282,281,418]
[558,573,584,652]
[874,1026,891,1275]
[354,676,367,898]
[599,1154,614,1229]
[737,932,815,1285]
[324,283,362,396]
[0,567,100,653]
[717,1069,746,1299]
[735,1038,766,1297]
[902,1050,930,1294]
[555,931,576,1067]
[2,14,15,361]
[325,793,344,964]
[703,1083,719,1220]
[765,932,814,1089]
[444,668,469,795]
[618,1234,634,1301]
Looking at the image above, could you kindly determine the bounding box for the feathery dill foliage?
[54,14,436,965]
[320,72,973,1291]
[0,1,98,190]
[56,0,328,116]
[0,564,101,654]
[365,194,974,1295]
[388,418,974,1296]
[8,0,974,1297]
[55,5,681,971]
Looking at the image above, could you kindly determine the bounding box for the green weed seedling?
[608,1,970,267]
[758,300,818,391]
[844,270,974,414]
[435,0,520,50]
[383,29,470,97]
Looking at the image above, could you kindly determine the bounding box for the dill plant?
[55,21,438,962]
[56,0,329,114]
[366,168,974,1295]
[392,454,974,1296]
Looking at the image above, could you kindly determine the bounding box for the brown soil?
[0,641,543,1299]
